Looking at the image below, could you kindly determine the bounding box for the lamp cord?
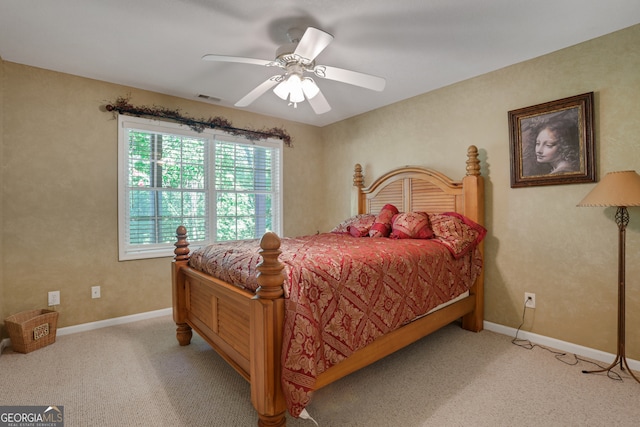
[511,299,623,381]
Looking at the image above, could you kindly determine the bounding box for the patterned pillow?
[390,212,434,239]
[369,204,399,237]
[348,215,376,237]
[429,212,487,259]
[330,214,376,234]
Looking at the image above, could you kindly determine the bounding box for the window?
[118,115,282,260]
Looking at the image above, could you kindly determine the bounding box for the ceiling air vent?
[197,94,221,102]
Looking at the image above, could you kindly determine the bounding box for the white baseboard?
[56,307,172,336]
[1,308,172,356]
[484,321,640,372]
[0,337,10,354]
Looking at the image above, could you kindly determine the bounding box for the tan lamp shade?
[577,170,640,207]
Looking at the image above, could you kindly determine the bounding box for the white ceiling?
[1,0,640,127]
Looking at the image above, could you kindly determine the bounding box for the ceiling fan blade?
[315,65,386,92]
[202,54,271,67]
[306,89,331,115]
[235,76,281,107]
[294,27,334,62]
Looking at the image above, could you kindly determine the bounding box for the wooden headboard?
[353,145,484,226]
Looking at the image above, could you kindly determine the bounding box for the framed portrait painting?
[508,92,596,188]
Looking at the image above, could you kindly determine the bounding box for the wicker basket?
[5,309,59,353]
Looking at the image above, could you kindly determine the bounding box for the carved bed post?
[353,163,365,215]
[461,145,485,332]
[173,226,193,346]
[251,232,287,427]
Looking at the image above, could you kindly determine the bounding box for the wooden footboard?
[172,145,485,426]
[172,228,288,426]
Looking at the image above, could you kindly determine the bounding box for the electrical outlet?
[48,291,60,306]
[91,286,101,299]
[524,292,536,309]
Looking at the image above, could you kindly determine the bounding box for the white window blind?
[118,115,283,260]
[214,138,281,241]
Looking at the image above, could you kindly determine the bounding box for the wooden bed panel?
[409,180,459,213]
[366,179,404,213]
[218,302,251,357]
[182,269,253,379]
[186,278,215,330]
[356,165,469,217]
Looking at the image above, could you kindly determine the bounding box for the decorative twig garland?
[105,96,292,147]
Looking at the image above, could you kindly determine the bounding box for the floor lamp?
[578,170,640,383]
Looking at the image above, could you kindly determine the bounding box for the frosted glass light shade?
[301,78,320,99]
[273,80,290,100]
[288,74,304,103]
[577,170,640,207]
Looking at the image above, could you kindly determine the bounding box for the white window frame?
[118,115,283,261]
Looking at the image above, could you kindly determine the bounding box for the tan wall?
[2,25,640,361]
[321,24,640,358]
[0,63,323,331]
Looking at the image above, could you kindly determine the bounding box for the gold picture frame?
[508,92,596,188]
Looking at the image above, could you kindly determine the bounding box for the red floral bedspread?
[189,233,482,417]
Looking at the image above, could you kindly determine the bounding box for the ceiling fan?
[202,27,386,114]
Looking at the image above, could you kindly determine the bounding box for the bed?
[172,145,485,426]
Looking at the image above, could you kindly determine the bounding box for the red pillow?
[369,204,399,237]
[429,212,487,258]
[347,215,376,237]
[390,212,434,239]
[331,214,376,234]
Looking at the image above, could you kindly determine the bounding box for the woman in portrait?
[521,110,581,177]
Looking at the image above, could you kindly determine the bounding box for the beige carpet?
[1,315,639,426]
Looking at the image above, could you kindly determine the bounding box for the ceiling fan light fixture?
[273,73,306,104]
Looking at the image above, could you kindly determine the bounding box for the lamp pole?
[582,206,640,383]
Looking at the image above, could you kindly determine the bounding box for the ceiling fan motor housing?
[275,43,314,68]
[276,42,297,59]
